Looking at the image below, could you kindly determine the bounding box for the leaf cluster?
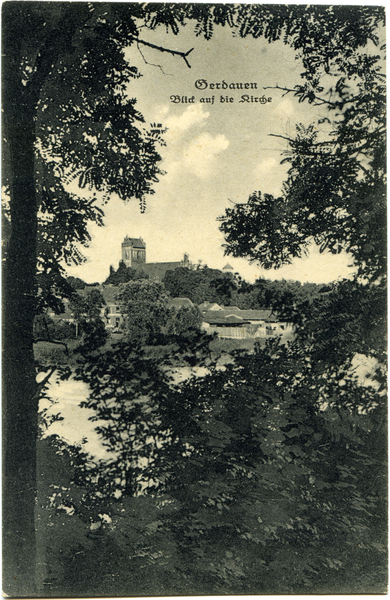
[40,335,386,593]
[163,266,237,305]
[104,260,149,286]
[218,6,385,283]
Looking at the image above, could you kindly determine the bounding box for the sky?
[66,20,356,285]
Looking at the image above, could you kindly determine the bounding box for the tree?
[165,306,204,339]
[40,336,386,594]
[163,266,236,305]
[33,313,76,343]
[3,3,385,593]
[217,4,386,371]
[104,260,148,286]
[70,288,106,324]
[209,274,237,306]
[68,288,108,351]
[66,276,88,291]
[214,7,386,588]
[116,280,172,345]
[219,10,385,282]
[150,352,386,593]
[2,4,166,591]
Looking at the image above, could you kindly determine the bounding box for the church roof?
[222,263,234,270]
[122,236,145,248]
[138,262,182,281]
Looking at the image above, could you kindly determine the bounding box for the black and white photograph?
[2,2,387,596]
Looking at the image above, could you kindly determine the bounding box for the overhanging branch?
[130,36,194,68]
[263,84,356,108]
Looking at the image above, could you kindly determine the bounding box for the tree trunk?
[2,7,94,592]
[2,43,39,598]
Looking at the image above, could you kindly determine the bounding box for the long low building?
[200,304,293,339]
[202,313,251,339]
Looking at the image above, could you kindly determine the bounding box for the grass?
[34,331,265,369]
[34,340,76,366]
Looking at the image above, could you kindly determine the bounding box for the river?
[38,363,214,461]
[38,352,379,462]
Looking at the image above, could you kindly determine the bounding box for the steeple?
[121,236,146,268]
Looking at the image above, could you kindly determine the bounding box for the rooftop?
[168,297,194,308]
[203,313,250,326]
[122,236,146,249]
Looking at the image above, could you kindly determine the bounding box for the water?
[39,352,379,462]
[39,375,111,460]
[38,363,216,461]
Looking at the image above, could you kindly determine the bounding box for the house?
[96,286,125,330]
[201,306,293,339]
[167,297,194,309]
[202,313,251,339]
[198,301,223,311]
[56,285,126,331]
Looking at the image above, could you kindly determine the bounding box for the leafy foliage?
[276,278,387,366]
[66,276,88,291]
[219,8,385,282]
[232,275,324,310]
[116,280,173,345]
[34,314,76,342]
[166,305,203,337]
[163,266,237,305]
[163,265,324,311]
[104,260,149,286]
[70,288,106,323]
[38,336,386,594]
[151,350,386,593]
[68,289,108,353]
[3,3,167,318]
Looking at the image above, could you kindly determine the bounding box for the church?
[121,236,190,282]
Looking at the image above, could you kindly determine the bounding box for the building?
[202,313,251,339]
[222,263,234,273]
[201,304,294,339]
[167,297,194,309]
[121,236,190,282]
[121,237,146,268]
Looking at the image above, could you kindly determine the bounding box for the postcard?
[2,3,387,597]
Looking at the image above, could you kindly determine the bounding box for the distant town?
[44,236,328,342]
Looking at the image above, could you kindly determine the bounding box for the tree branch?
[130,36,194,68]
[263,84,354,108]
[136,43,171,76]
[34,365,57,400]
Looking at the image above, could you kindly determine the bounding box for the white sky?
[66,22,356,285]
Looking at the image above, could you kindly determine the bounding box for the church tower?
[121,236,146,268]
